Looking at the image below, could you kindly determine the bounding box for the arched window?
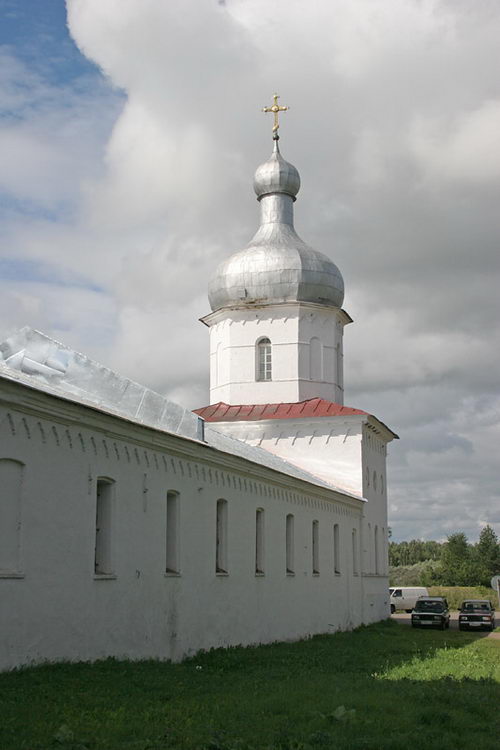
[216,499,228,574]
[255,508,265,575]
[352,528,359,575]
[333,523,340,574]
[256,338,272,381]
[286,514,294,574]
[95,478,115,575]
[312,520,320,574]
[166,490,180,574]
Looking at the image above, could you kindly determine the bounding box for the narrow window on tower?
[255,508,265,575]
[216,498,228,574]
[312,520,320,574]
[166,490,180,574]
[256,337,272,381]
[374,525,379,575]
[333,523,340,574]
[95,478,114,576]
[286,513,295,574]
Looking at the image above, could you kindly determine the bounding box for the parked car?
[389,586,429,613]
[411,597,450,630]
[458,600,496,632]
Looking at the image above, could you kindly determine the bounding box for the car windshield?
[414,600,445,613]
[461,601,491,612]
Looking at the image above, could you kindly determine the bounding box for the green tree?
[438,532,476,585]
[474,525,500,586]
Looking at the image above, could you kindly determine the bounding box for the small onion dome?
[253,140,300,200]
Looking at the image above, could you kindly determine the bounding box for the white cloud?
[409,100,500,185]
[0,0,499,541]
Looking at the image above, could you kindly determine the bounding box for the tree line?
[389,525,500,587]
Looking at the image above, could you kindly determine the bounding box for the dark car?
[411,596,450,630]
[458,600,496,632]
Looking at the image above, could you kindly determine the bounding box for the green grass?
[428,585,498,610]
[1,620,499,750]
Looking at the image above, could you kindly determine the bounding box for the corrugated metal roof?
[194,398,368,422]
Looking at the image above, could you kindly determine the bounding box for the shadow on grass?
[0,619,499,750]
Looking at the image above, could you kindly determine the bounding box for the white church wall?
[205,303,348,406]
[211,416,392,624]
[212,416,365,497]
[361,427,389,578]
[0,379,377,672]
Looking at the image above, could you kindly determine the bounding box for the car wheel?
[405,609,412,614]
[440,621,446,630]
[390,604,395,614]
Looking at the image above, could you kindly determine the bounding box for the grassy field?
[428,586,498,610]
[1,620,499,750]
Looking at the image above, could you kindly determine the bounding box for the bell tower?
[200,95,351,406]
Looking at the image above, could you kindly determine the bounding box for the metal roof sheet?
[194,398,368,422]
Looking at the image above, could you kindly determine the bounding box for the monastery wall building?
[0,111,397,671]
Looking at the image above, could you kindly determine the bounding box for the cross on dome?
[262,93,289,138]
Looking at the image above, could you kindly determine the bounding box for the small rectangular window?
[166,491,180,574]
[333,523,340,574]
[95,479,114,575]
[286,514,294,574]
[352,528,358,575]
[216,499,228,574]
[255,508,264,575]
[312,520,319,574]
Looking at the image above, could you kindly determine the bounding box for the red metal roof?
[194,398,368,422]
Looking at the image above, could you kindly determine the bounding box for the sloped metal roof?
[0,327,360,498]
[195,399,367,422]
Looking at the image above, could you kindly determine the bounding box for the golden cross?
[262,93,289,136]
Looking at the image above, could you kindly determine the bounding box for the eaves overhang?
[200,302,353,327]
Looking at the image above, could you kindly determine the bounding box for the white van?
[389,587,429,613]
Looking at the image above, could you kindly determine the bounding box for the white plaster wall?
[206,304,347,406]
[212,417,365,497]
[361,428,390,579]
[0,382,380,672]
[211,416,392,621]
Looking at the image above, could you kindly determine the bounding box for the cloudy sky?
[1,0,499,542]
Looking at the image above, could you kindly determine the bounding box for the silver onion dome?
[253,142,300,200]
[208,139,344,311]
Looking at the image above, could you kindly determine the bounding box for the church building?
[0,101,397,671]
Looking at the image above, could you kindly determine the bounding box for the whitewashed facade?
[203,303,350,406]
[0,132,397,671]
[0,361,383,671]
